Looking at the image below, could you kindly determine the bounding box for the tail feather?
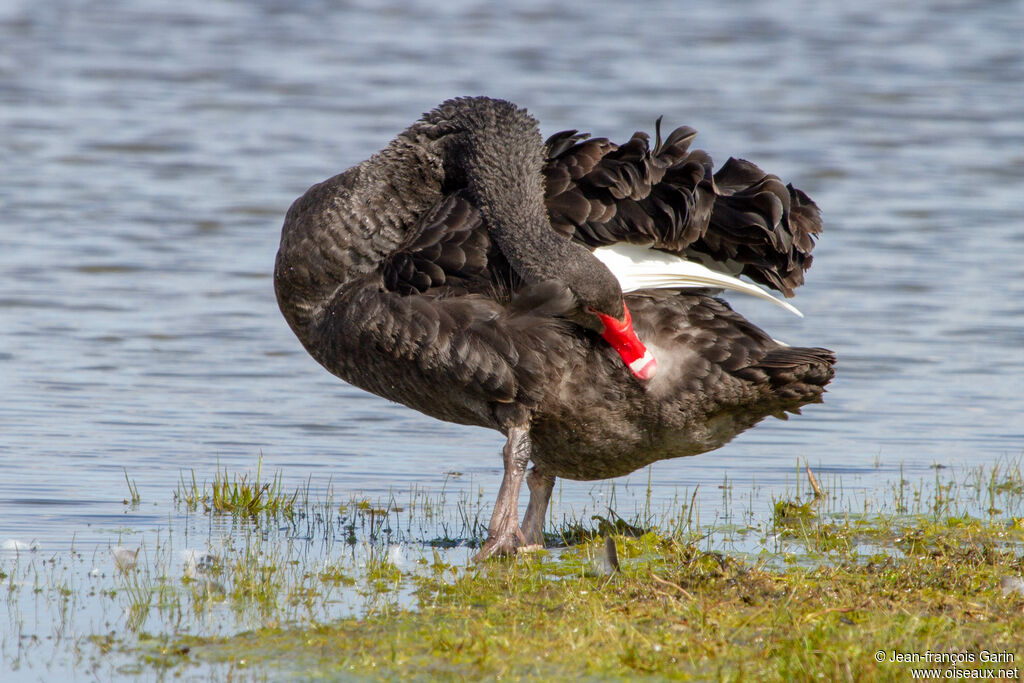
[753,346,836,401]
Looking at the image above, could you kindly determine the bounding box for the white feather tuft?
[592,243,803,317]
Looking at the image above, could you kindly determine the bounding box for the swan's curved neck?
[446,100,578,284]
[437,98,622,317]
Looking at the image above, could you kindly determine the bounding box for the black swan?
[274,96,835,559]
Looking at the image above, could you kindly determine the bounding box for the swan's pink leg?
[474,426,531,560]
[520,467,554,548]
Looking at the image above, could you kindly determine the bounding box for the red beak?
[593,304,658,380]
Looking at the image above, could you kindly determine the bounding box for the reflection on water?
[1,0,1022,559]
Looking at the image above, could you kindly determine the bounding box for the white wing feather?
[592,243,803,317]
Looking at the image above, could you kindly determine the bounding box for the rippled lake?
[2,0,1023,677]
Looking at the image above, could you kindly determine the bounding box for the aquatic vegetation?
[122,469,141,506]
[3,456,1024,680]
[174,457,298,517]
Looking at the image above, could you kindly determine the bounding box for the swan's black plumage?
[275,96,835,558]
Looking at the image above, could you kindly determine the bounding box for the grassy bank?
[5,459,1024,680]
[150,526,1024,681]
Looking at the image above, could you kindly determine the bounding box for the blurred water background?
[1,0,1023,676]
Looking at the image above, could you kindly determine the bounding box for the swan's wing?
[543,126,709,246]
[323,278,577,410]
[542,124,821,297]
[382,192,495,295]
[697,158,822,297]
[593,243,803,317]
[371,193,574,408]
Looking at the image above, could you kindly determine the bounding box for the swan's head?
[589,304,658,381]
[563,254,658,381]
